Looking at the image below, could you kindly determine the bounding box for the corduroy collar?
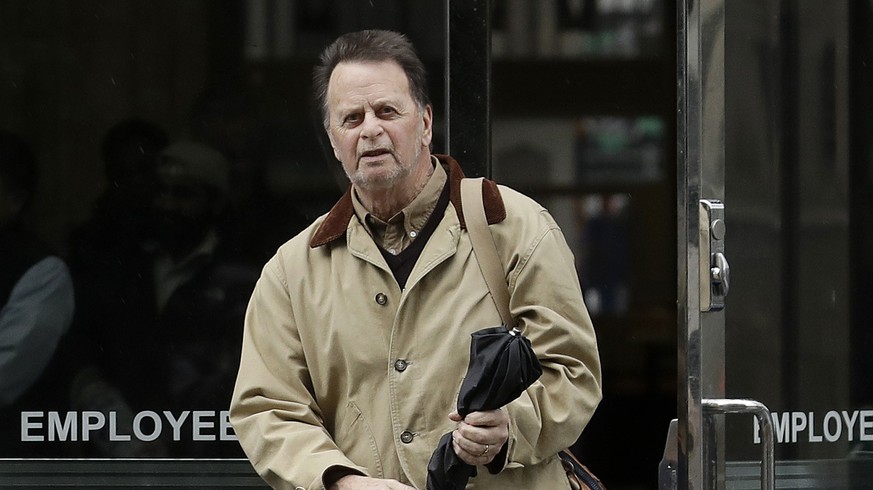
[310,154,506,248]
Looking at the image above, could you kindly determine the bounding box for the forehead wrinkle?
[335,95,396,113]
[327,61,412,108]
[333,88,407,110]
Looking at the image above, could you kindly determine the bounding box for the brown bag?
[560,449,606,490]
[461,178,605,490]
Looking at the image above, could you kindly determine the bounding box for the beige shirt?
[351,157,447,255]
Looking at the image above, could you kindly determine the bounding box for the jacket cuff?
[322,465,366,489]
[485,441,510,474]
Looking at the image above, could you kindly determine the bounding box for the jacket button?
[394,359,408,372]
[400,430,414,444]
[374,293,388,305]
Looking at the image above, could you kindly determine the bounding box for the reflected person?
[70,117,168,270]
[69,141,256,457]
[188,86,311,265]
[0,130,74,411]
[230,30,602,489]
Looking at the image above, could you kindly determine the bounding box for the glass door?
[673,0,873,488]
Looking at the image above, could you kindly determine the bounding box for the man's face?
[325,60,433,191]
[151,171,217,249]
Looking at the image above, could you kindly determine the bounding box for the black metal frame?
[445,0,491,177]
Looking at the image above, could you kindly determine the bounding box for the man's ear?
[421,105,434,148]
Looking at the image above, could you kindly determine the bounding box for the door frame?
[676,0,729,487]
[676,0,778,488]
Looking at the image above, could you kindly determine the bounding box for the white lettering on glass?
[18,410,239,445]
[192,411,215,441]
[81,411,105,442]
[220,410,237,441]
[754,409,873,445]
[822,411,841,442]
[21,412,43,442]
[49,411,77,441]
[163,410,190,441]
[133,411,162,441]
[109,411,131,441]
[860,410,873,441]
[843,410,859,441]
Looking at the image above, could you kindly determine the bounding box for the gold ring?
[480,444,490,457]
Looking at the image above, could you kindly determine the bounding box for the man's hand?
[449,408,510,466]
[330,474,416,489]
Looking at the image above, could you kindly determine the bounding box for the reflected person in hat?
[69,118,168,272]
[153,141,230,270]
[67,140,257,458]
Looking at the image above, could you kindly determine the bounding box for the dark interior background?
[2,1,687,488]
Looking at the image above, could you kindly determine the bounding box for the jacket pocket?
[334,401,384,478]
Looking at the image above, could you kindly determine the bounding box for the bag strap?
[460,177,513,329]
[462,178,605,490]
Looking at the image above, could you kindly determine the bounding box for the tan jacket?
[230,155,602,489]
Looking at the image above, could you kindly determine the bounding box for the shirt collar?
[350,157,446,251]
[310,154,506,248]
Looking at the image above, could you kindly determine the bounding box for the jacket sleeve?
[497,207,603,469]
[229,256,368,490]
[0,257,75,406]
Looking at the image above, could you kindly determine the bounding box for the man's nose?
[360,113,384,139]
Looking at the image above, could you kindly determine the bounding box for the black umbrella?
[426,325,543,490]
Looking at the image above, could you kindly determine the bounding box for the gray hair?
[313,30,431,127]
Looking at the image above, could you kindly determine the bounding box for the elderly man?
[230,30,602,489]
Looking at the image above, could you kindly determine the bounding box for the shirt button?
[400,430,414,444]
[375,293,388,305]
[394,359,408,372]
[409,231,418,238]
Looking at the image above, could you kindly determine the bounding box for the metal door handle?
[700,200,729,311]
[711,252,730,296]
[702,398,775,490]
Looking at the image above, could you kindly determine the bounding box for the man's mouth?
[359,148,391,162]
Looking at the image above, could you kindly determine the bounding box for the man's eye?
[380,107,397,116]
[343,114,362,124]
